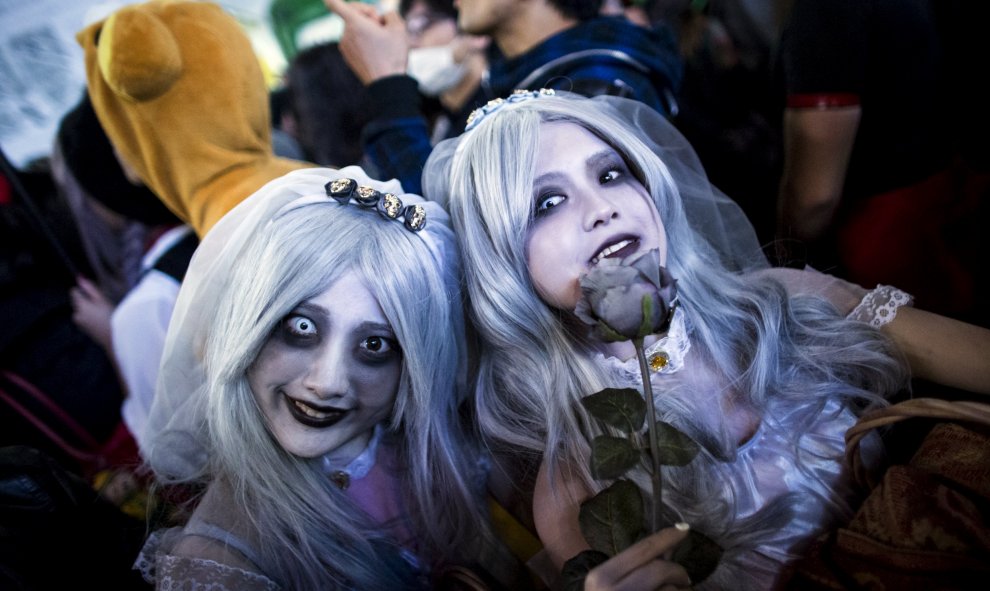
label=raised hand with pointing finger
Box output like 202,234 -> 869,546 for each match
323,0 -> 409,85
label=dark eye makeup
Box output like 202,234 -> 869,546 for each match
535,192 -> 566,214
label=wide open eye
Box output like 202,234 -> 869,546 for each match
535,193 -> 566,214
599,169 -> 621,184
357,335 -> 401,365
364,336 -> 383,352
285,315 -> 318,337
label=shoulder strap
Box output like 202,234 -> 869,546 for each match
151,231 -> 199,282
183,520 -> 266,571
516,49 -> 679,116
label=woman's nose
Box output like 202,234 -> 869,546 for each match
582,190 -> 618,230
301,343 -> 349,399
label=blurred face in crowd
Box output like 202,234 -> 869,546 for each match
454,0 -> 518,37
405,0 -> 458,48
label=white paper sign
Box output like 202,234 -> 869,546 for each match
0,0 -> 279,169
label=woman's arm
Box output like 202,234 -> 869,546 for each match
753,267 -> 990,395
534,458 -> 594,570
881,305 -> 990,395
777,106 -> 861,243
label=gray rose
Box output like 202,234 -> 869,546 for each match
575,249 -> 678,342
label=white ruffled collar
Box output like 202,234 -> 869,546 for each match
593,307 -> 692,379
321,423 -> 383,488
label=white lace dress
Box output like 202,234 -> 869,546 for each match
591,287 -> 909,589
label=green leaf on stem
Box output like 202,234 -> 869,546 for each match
578,479 -> 644,556
580,388 -> 646,433
671,528 -> 723,584
590,436 -> 641,480
647,421 -> 700,466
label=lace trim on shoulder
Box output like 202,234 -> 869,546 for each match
154,554 -> 279,591
135,528 -> 279,590
134,529 -> 165,583
846,285 -> 913,328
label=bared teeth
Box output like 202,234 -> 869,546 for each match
591,239 -> 633,265
293,399 -> 336,419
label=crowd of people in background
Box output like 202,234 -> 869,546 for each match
2,1 -> 988,589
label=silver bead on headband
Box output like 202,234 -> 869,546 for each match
464,88 -> 556,131
325,177 -> 427,232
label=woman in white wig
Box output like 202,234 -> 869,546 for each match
424,90 -> 990,589
136,167 -> 503,589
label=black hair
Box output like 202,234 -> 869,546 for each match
56,92 -> 179,226
283,43 -> 373,167
399,0 -> 457,19
549,0 -> 604,21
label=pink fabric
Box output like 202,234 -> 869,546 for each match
344,443 -> 415,550
0,174 -> 11,205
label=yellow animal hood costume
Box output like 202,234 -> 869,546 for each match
77,0 -> 310,237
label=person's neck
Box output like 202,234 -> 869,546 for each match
493,4 -> 578,59
440,53 -> 485,112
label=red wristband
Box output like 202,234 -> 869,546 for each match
786,93 -> 861,109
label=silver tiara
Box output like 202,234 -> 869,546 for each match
324,178 -> 426,232
464,88 -> 556,131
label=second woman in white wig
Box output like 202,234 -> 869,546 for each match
425,91 -> 990,589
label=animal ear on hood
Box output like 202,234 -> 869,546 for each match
80,5 -> 183,102
76,0 -> 312,237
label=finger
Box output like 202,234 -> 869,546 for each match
660,523 -> 689,562
78,278 -> 112,306
380,9 -> 406,30
76,276 -> 102,298
71,287 -> 98,307
322,0 -> 352,18
464,35 -> 490,51
593,525 -> 691,582
613,559 -> 691,591
351,3 -> 383,19
325,0 -> 379,23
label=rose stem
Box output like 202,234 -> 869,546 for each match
634,337 -> 663,534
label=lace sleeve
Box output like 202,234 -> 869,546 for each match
153,555 -> 279,591
847,285 -> 914,328
135,528 -> 279,591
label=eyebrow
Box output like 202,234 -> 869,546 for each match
533,148 -> 620,187
354,321 -> 395,337
587,148 -> 621,171
291,303 -> 394,336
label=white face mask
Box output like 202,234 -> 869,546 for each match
407,45 -> 468,97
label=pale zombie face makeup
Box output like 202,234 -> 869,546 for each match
248,271 -> 401,463
525,122 -> 667,311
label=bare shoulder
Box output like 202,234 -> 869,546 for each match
746,266 -> 866,314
